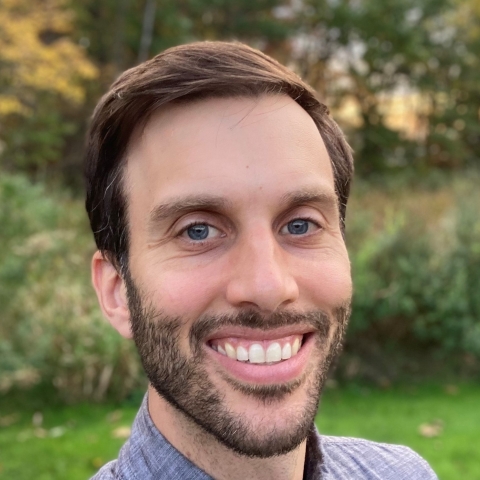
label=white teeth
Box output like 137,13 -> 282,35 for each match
249,344 -> 266,363
266,342 -> 282,362
225,343 -> 236,359
292,338 -> 300,356
281,343 -> 292,360
237,346 -> 249,361
214,337 -> 302,363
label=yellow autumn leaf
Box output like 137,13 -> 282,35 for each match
0,0 -> 98,117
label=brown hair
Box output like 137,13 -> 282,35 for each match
85,41 -> 354,271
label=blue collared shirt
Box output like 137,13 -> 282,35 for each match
91,395 -> 438,479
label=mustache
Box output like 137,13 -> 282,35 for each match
189,305 -> 350,353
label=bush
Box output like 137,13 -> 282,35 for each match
0,173 -> 143,402
343,174 -> 480,382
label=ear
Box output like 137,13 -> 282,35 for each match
91,250 -> 133,339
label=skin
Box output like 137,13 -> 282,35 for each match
92,95 -> 352,480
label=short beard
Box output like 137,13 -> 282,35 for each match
125,272 -> 350,458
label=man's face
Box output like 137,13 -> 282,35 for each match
123,95 -> 352,457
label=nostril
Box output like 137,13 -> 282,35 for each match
224,240 -> 299,312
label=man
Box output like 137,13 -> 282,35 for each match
85,41 -> 437,479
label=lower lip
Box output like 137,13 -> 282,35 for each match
204,334 -> 315,385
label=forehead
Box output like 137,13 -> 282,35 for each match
124,95 -> 335,214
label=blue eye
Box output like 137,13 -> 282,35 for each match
187,224 -> 209,240
287,219 -> 310,235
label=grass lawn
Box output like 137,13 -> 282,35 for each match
0,383 -> 478,479
316,383 -> 480,479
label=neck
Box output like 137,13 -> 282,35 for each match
148,387 -> 307,480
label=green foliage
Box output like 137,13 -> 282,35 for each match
2,104 -> 76,172
344,174 -> 480,381
297,0 -> 480,173
1,0 -> 479,180
70,0 -> 294,74
0,173 -> 143,402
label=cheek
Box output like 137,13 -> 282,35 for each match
140,264 -> 223,318
297,258 -> 352,308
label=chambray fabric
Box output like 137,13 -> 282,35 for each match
90,395 -> 438,480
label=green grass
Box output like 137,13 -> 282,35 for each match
0,383 -> 478,479
316,383 -> 480,479
0,401 -> 137,480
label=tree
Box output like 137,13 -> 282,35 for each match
421,0 -> 480,169
292,0 -> 479,174
70,0 -> 294,75
0,0 -> 98,175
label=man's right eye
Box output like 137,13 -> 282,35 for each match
181,223 -> 224,242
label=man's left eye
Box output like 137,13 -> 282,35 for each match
281,219 -> 317,235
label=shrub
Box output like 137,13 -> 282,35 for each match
343,175 -> 480,382
0,173 -> 143,402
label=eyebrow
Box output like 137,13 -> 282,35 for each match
281,188 -> 339,212
147,187 -> 339,233
147,195 -> 231,231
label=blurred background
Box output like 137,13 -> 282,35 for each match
0,0 -> 479,478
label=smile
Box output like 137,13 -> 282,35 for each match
209,334 -> 303,364
204,328 -> 316,385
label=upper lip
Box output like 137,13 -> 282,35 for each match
205,325 -> 316,342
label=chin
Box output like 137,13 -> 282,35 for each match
209,389 -> 319,458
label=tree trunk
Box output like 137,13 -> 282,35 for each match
138,0 -> 157,64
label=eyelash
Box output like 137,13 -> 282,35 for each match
282,216 -> 323,235
177,216 -> 322,242
176,221 -> 223,244
293,216 -> 321,228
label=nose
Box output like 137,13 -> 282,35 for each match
225,229 -> 299,313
